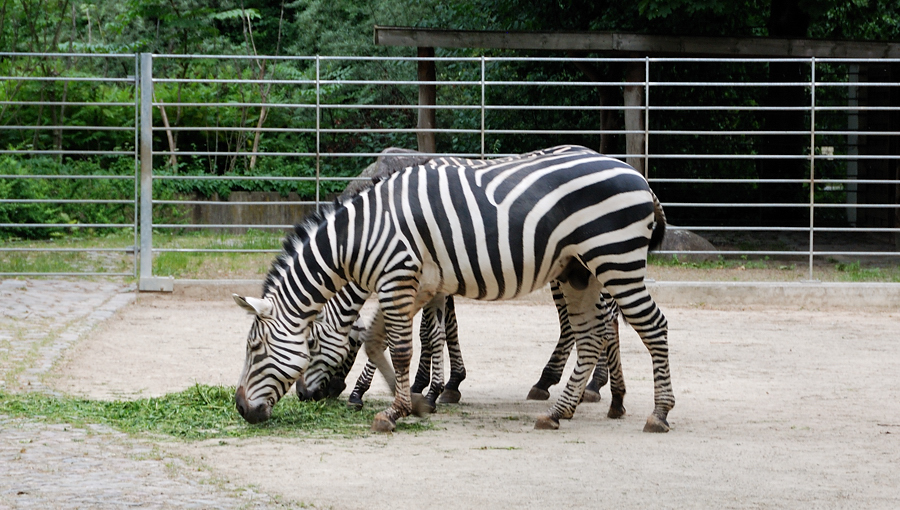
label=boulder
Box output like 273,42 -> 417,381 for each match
660,226 -> 718,263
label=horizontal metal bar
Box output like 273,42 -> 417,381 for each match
153,200 -> 316,206
153,126 -> 482,135
650,154 -> 812,160
648,105 -> 810,111
153,102 -> 482,110
0,223 -> 132,228
152,224 -> 294,229
0,272 -> 134,277
0,174 -> 133,180
0,150 -> 134,156
152,175 -> 369,182
154,78 -> 483,86
651,178 -> 900,185
813,227 -> 900,233
650,178 -> 808,184
0,247 -> 134,253
813,251 -> 900,257
0,76 -> 133,83
655,250 -> 810,256
663,202 -> 809,208
0,125 -> 135,131
153,54 -> 481,62
669,226 -> 811,232
0,101 -> 134,107
814,203 -> 899,209
0,199 -> 133,204
0,51 -> 135,58
154,248 -> 281,253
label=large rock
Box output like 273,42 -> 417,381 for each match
660,226 -> 717,263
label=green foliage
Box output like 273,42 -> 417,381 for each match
2,0 -> 900,240
0,384 -> 433,439
0,156 -> 135,240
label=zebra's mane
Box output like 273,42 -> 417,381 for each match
260,173 -> 388,299
262,200 -> 339,298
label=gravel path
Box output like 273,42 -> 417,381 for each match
0,279 -> 286,509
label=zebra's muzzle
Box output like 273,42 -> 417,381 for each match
234,386 -> 272,424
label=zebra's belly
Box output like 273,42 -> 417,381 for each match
419,254 -> 566,302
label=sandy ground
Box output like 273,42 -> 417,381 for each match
50,290 -> 900,510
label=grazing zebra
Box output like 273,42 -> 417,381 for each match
301,148 -> 618,413
233,145 -> 673,433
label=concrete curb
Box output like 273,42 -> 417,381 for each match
169,279 -> 900,310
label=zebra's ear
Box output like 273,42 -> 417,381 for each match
233,294 -> 274,318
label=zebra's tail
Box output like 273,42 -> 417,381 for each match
648,189 -> 667,252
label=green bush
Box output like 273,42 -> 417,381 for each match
0,156 -> 136,240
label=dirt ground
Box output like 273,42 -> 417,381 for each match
50,289 -> 900,510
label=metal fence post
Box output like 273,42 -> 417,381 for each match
139,52 -> 172,292
481,56 -> 486,158
808,57 -> 817,282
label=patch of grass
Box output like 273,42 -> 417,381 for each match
0,384 -> 432,440
0,232 -> 135,275
833,261 -> 900,282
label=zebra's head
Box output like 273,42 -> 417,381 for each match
232,293 -> 311,424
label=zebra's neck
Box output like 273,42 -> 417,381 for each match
263,207 -> 351,330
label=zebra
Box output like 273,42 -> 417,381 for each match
298,148 -> 617,412
232,145 -> 673,433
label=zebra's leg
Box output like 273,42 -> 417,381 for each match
582,294 -> 615,403
362,310 -> 395,392
604,322 -> 627,419
371,287 -> 420,433
348,360 -> 378,410
438,295 -> 466,404
527,281 -> 575,401
411,309 -> 434,395
604,278 -> 673,433
535,276 -> 606,430
348,309 -> 395,409
411,296 -> 447,416
326,323 -> 366,399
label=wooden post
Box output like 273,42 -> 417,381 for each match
417,47 -> 437,154
624,61 -> 645,176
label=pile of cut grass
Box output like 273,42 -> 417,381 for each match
0,384 -> 432,439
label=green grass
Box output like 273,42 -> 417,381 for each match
0,384 -> 432,440
0,231 -> 136,275
832,260 -> 900,282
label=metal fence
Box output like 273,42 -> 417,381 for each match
1,52 -> 898,288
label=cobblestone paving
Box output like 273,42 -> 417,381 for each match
0,280 -> 285,509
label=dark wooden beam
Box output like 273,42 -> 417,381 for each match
375,26 -> 900,59
416,47 -> 437,154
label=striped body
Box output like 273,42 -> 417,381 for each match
233,145 -> 673,432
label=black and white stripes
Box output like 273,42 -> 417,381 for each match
232,145 -> 673,432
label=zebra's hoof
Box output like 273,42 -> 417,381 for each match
534,414 -> 560,430
371,413 -> 395,433
347,394 -> 363,411
608,393 -> 626,419
411,393 -> 435,417
437,389 -> 461,404
526,387 -> 551,401
607,404 -> 626,419
581,389 -> 602,403
642,414 -> 670,433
